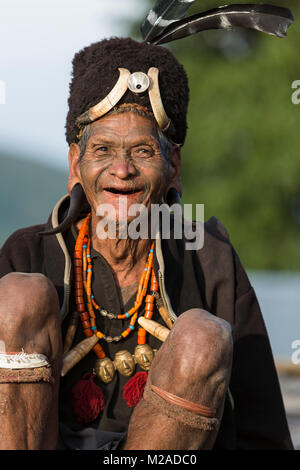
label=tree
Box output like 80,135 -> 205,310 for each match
133,0 -> 300,269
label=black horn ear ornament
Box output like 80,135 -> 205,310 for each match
165,188 -> 181,207
39,183 -> 89,236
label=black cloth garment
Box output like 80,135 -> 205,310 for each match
0,195 -> 293,449
56,423 -> 125,450
60,225 -> 164,433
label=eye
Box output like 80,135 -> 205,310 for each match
96,145 -> 108,152
132,146 -> 152,157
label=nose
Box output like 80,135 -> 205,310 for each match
142,354 -> 149,364
109,155 -> 137,180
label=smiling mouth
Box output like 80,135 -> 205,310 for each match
104,187 -> 144,196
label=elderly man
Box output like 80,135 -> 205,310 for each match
0,27 -> 294,450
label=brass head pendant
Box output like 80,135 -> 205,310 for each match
93,345 -> 157,383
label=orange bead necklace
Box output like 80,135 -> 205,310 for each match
73,213 -> 159,360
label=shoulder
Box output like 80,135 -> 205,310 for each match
1,194 -> 70,254
1,224 -> 46,251
191,215 -> 232,263
195,216 -> 252,300
203,216 -> 231,244
0,224 -> 46,275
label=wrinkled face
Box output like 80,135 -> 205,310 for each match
76,112 -> 172,222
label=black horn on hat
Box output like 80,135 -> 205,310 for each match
141,2 -> 293,45
54,0 -> 293,236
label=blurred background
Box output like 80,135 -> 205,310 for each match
0,0 -> 299,447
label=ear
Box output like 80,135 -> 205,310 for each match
164,145 -> 182,201
67,143 -> 82,195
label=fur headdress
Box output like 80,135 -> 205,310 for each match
65,3 -> 293,149
66,37 -> 189,146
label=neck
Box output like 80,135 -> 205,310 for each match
78,213 -> 153,290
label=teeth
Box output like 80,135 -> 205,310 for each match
106,188 -> 139,194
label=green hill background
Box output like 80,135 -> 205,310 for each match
131,0 -> 300,270
1,0 -> 300,271
0,153 -> 67,244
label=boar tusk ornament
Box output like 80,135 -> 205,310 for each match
137,317 -> 171,342
75,67 -> 175,139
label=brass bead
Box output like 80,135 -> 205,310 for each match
113,350 -> 135,377
94,357 -> 116,383
113,336 -> 122,342
104,335 -> 113,343
134,344 -> 155,371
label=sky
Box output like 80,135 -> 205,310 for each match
0,0 -> 148,170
